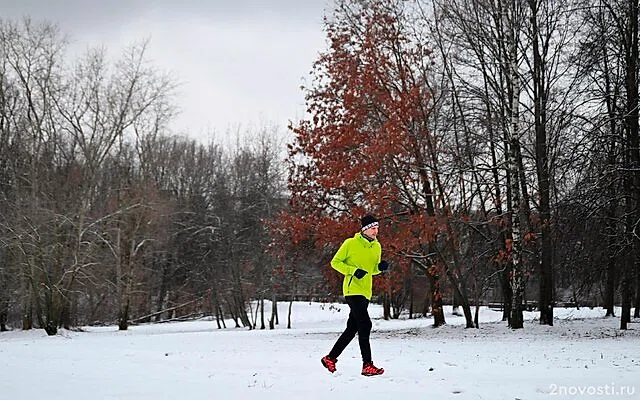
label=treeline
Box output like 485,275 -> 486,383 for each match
3,0 -> 640,335
280,0 -> 640,330
0,19 -> 289,334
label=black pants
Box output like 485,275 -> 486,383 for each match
328,295 -> 372,364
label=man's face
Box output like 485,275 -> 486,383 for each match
362,225 -> 379,240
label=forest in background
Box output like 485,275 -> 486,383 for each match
1,0 -> 639,335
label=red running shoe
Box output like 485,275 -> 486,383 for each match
361,361 -> 384,376
321,355 -> 337,373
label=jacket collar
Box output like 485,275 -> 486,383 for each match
355,232 -> 377,246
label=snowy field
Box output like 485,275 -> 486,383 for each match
1,303 -> 639,400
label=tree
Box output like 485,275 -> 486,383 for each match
426,0 -> 531,327
575,0 -> 640,328
0,18 -> 69,334
285,0 -> 456,326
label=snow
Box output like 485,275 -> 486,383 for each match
1,303 -> 638,400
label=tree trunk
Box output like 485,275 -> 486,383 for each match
490,122 -> 512,323
603,15 -> 621,318
0,304 -> 7,331
474,304 -> 480,329
118,270 -> 133,331
383,293 -> 391,320
621,0 -> 639,330
507,1 -> 524,328
452,300 -> 461,317
509,134 -> 525,330
212,289 -> 224,329
210,288 -> 222,329
227,297 -> 240,328
438,235 -> 474,327
604,253 -> 617,317
273,295 -> 279,325
428,265 -> 446,327
269,297 -> 277,330
31,277 -> 46,333
528,0 -> 554,326
500,266 -> 513,322
620,251 -> 632,329
440,255 -> 473,327
472,261 -> 480,328
235,294 -> 251,329
260,298 -> 265,330
22,273 -> 33,330
634,266 -> 640,318
409,282 -> 414,320
287,298 -> 293,329
155,258 -> 169,322
508,88 -> 524,328
118,299 -> 130,331
422,286 -> 431,318
218,304 -> 227,329
621,159 -> 634,331
0,250 -> 8,331
60,298 -> 72,330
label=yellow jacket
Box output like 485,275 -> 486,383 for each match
330,233 -> 382,300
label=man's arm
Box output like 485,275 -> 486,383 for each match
330,239 -> 357,276
372,245 -> 383,275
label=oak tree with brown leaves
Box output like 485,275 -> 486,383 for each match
280,0 -> 481,327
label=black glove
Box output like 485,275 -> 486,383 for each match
353,268 -> 368,279
378,260 -> 390,271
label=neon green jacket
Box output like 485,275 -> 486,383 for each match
330,232 -> 382,300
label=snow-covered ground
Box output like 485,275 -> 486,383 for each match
1,303 -> 638,400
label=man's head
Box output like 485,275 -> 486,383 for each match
360,214 -> 379,239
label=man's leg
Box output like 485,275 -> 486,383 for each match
327,299 -> 359,359
346,295 -> 372,363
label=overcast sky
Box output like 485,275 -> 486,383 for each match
2,0 -> 331,142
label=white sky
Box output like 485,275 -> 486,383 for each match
2,0 -> 331,142
2,302 -> 639,399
